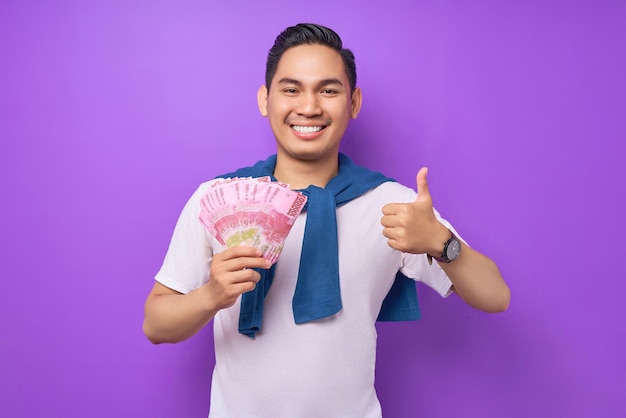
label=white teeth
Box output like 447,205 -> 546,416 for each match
292,125 -> 323,134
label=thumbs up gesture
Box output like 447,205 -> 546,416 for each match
381,167 -> 450,255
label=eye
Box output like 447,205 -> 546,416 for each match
321,88 -> 339,95
282,88 -> 298,95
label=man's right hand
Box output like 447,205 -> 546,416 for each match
143,245 -> 270,344
205,245 -> 271,311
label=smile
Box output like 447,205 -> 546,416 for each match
291,125 -> 325,134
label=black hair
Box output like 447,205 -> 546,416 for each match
265,23 -> 357,92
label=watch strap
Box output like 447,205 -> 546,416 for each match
427,230 -> 458,265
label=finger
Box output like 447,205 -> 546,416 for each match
415,167 -> 430,200
230,268 -> 263,284
382,203 -> 402,216
215,245 -> 263,261
380,215 -> 392,228
221,255 -> 271,273
385,238 -> 402,251
381,226 -> 399,240
220,280 -> 259,304
212,264 -> 263,285
380,214 -> 397,228
237,280 -> 259,295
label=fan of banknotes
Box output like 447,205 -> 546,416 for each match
198,176 -> 308,264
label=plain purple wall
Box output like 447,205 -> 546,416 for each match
1,1 -> 625,417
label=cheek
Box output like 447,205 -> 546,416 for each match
330,104 -> 352,122
267,102 -> 291,120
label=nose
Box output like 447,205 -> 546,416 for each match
296,92 -> 322,117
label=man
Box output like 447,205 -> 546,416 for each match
143,23 -> 510,417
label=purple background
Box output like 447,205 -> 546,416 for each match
1,1 -> 625,417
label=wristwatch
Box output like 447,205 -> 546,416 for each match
427,230 -> 461,265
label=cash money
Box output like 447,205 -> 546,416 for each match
199,177 -> 307,264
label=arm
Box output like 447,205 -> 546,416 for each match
428,225 -> 510,312
143,246 -> 271,344
381,168 -> 510,313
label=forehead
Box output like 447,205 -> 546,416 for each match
272,44 -> 348,85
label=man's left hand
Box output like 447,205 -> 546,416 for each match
381,167 -> 449,255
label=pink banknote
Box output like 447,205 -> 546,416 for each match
198,177 -> 307,264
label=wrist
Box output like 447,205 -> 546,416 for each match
428,223 -> 452,256
195,283 -> 221,315
427,226 -> 461,265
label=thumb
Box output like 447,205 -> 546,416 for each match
415,167 -> 430,201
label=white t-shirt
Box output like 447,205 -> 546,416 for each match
156,180 -> 456,418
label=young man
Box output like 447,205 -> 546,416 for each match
143,23 -> 510,417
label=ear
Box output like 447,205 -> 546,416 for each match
350,87 -> 362,119
257,85 -> 268,117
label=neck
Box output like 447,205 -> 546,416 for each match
274,153 -> 339,190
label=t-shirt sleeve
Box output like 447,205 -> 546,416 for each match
396,188 -> 467,298
154,182 -> 219,294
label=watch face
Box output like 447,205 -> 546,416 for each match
446,238 -> 461,260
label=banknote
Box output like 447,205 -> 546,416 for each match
199,177 -> 307,264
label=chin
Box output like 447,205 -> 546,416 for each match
284,147 -> 337,162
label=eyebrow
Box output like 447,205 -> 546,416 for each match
276,78 -> 345,88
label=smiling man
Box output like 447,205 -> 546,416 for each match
258,41 -> 361,190
143,23 -> 510,417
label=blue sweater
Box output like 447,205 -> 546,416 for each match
219,153 -> 421,337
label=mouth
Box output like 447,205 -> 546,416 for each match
290,125 -> 327,134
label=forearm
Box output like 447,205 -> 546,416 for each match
439,242 -> 510,313
143,285 -> 218,344
380,173 -> 510,312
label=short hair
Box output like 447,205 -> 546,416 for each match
265,23 -> 357,92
